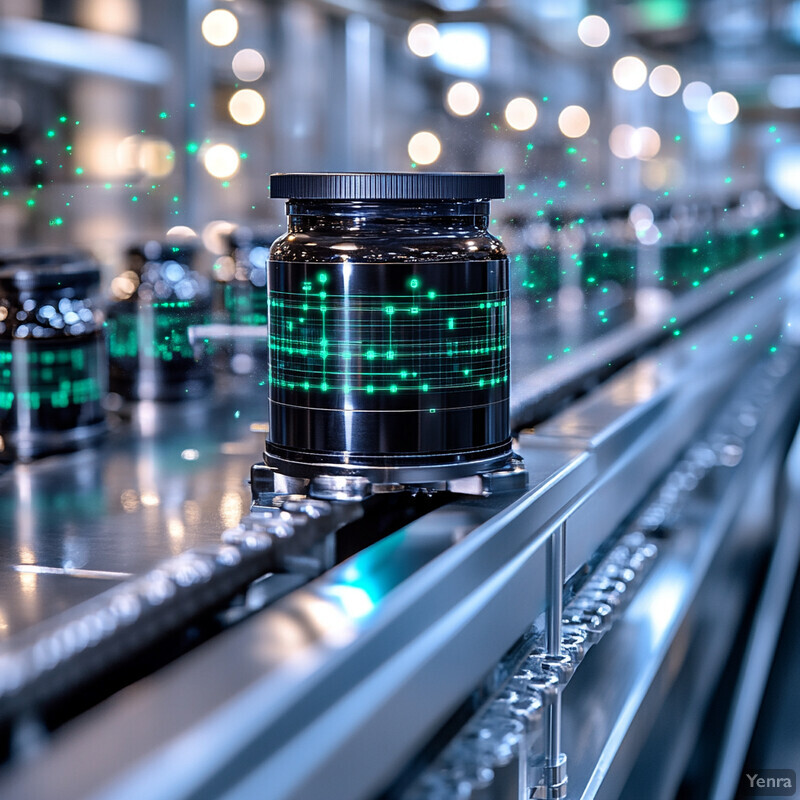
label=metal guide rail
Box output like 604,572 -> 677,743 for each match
0,249 -> 797,799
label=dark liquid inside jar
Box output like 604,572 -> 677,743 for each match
107,242 -> 213,402
265,172 -> 512,483
0,253 -> 107,461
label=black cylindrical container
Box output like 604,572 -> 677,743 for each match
266,172 -> 512,483
0,251 -> 107,461
106,241 -> 212,401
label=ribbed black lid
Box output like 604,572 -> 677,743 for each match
0,250 -> 99,293
270,172 -> 505,201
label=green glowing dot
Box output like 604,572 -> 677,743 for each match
526,143 -> 533,151
744,334 -> 753,341
1,190 -> 7,197
566,147 -> 576,155
427,290 -> 436,299
159,111 -> 169,119
26,199 -> 35,207
542,96 -> 548,102
221,181 -> 230,188
186,142 -> 199,154
732,336 -> 739,342
59,115 -> 67,123
75,120 -> 80,125
320,382 -> 328,392
34,158 -> 43,165
131,195 -> 138,202
385,305 -> 394,315
517,184 -> 526,191
673,329 -> 681,336
46,130 -> 55,138
240,152 -> 248,159
409,278 -> 419,289
770,346 -> 778,352
674,135 -> 681,141
317,272 -> 327,284
0,164 -> 11,174
563,347 -> 571,353
725,177 -> 732,184
65,145 -> 72,152
49,217 -> 63,226
173,195 -> 179,202
189,102 -> 196,108
769,125 -> 777,133
750,228 -> 759,236
75,167 -> 83,175
366,384 -> 374,393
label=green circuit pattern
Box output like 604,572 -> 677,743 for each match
0,339 -> 104,416
269,274 -> 508,394
106,301 -> 210,362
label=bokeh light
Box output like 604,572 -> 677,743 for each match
201,9 -> 238,47
632,126 -> 661,159
577,15 -> 610,47
682,81 -> 712,112
229,89 -> 266,125
707,91 -> 739,124
504,97 -> 538,131
609,124 -> 638,159
613,56 -> 647,91
446,81 -> 481,116
407,22 -> 439,58
232,49 -> 266,82
649,65 -> 681,97
557,105 -> 591,138
407,131 -> 441,165
202,220 -> 237,254
203,143 -> 240,179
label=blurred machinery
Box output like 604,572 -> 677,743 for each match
2,2 -> 800,800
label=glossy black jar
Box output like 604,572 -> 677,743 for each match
106,241 -> 212,401
0,250 -> 107,461
266,172 -> 512,484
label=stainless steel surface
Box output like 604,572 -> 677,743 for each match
707,426 -> 800,800
0,396 -> 262,640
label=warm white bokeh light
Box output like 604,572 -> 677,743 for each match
707,91 -> 739,124
632,126 -> 661,159
231,49 -> 266,82
203,143 -> 240,179
649,65 -> 681,97
504,97 -> 538,131
609,124 -> 638,159
609,125 -> 660,159
407,22 -> 439,57
407,131 -> 441,164
201,9 -> 238,47
202,220 -> 237,254
446,81 -> 481,116
138,138 -> 174,177
613,56 -> 647,91
577,15 -> 610,47
682,81 -> 712,112
229,89 -> 266,125
558,105 -> 591,138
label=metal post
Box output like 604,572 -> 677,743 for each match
535,522 -> 568,799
